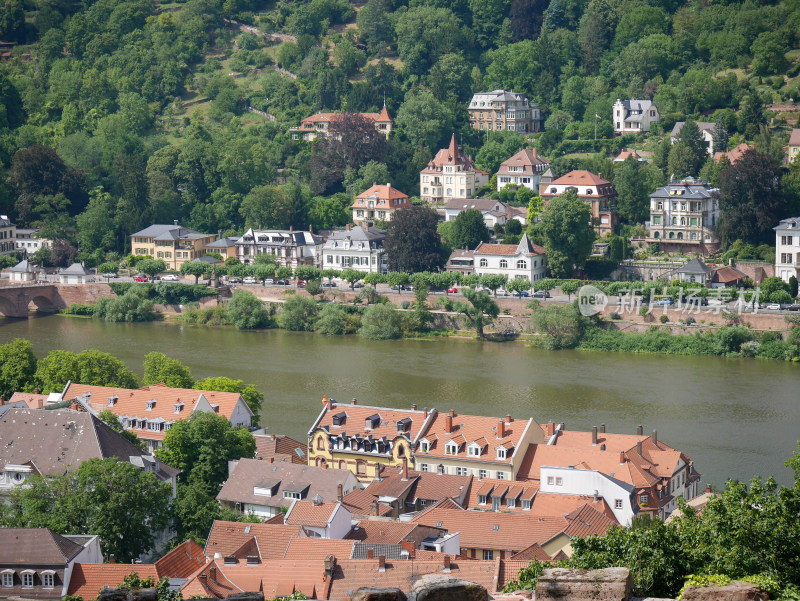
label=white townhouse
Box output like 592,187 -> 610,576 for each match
612,99 -> 660,135
775,217 -> 800,283
322,225 -> 388,274
236,228 -> 324,269
496,147 -> 551,192
15,227 -> 51,256
473,234 -> 547,283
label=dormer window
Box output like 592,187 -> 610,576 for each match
108,396 -> 118,407
496,447 -> 510,460
365,414 -> 380,429
478,494 -> 488,505
396,418 -> 411,433
586,189 -> 593,195
445,442 -> 458,455
146,400 -> 156,411
332,412 -> 346,426
174,403 -> 184,414
419,440 -> 430,452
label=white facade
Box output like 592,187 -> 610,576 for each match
15,228 -> 51,255
612,99 -> 660,135
539,466 -> 635,526
61,536 -> 103,597
236,229 -> 323,269
474,235 -> 547,283
442,199 -> 526,230
670,122 -> 715,156
285,501 -> 352,539
322,226 -> 387,274
775,217 -> 800,283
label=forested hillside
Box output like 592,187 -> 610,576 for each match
1,0 -> 800,265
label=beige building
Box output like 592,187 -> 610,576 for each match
0,215 -> 16,255
130,221 -> 217,271
413,409 -> 544,481
646,179 -> 720,256
468,90 -> 541,133
540,170 -> 619,237
290,106 -> 392,141
788,129 -> 800,164
351,184 -> 409,226
420,135 -> 489,203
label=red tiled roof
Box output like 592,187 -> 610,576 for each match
285,501 -> 342,528
297,109 -> 392,130
344,520 -> 420,544
562,503 -> 617,538
341,487 -> 393,516
422,134 -> 476,172
530,492 -> 617,523
282,537 -> 356,561
508,543 -> 557,563
65,382 -> 250,441
156,539 -> 206,579
353,185 -> 409,207
714,143 -> 752,165
497,148 -> 550,176
8,392 -> 48,409
712,265 -> 747,284
254,434 -> 307,465
416,412 -> 532,465
465,477 -> 539,512
312,399 -> 430,442
67,564 -> 160,597
204,521 -> 301,560
789,129 -> 800,146
550,170 -> 611,187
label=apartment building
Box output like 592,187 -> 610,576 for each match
775,216 -> 800,282
645,179 -> 720,256
130,221 -> 217,271
420,135 -> 489,203
468,90 -> 542,133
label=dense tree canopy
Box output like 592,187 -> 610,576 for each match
536,191 -> 594,278
385,206 -> 446,273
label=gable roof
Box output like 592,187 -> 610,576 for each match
497,148 -> 550,176
712,265 -> 747,284
677,257 -> 711,275
0,528 -> 84,564
549,170 -> 612,188
204,521 -> 302,560
0,408 -> 175,479
341,488 -> 393,517
344,520 -> 425,545
443,197 -> 505,212
790,129 -> 800,146
64,382 -> 251,441
355,185 -> 408,202
254,434 -> 307,465
67,563 -> 161,597
60,263 -> 92,275
10,259 -> 35,273
714,143 -> 752,164
423,134 -> 476,172
284,500 -> 343,528
327,226 -> 387,243
310,399 -> 432,443
8,392 -> 49,409
155,539 -> 206,578
217,458 -> 354,509
671,121 -> 715,137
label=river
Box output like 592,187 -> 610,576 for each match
2,315 -> 798,486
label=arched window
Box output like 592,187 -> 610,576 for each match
356,460 -> 367,476
680,217 -> 686,225
500,259 -> 508,269
479,258 -> 488,267
397,444 -> 405,457
669,232 -> 675,239
657,202 -> 663,210
654,232 -> 660,239
677,232 -> 683,240
339,460 -> 346,470
672,217 -> 677,225
517,260 -> 527,269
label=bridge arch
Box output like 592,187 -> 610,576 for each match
28,295 -> 56,313
0,295 -> 18,318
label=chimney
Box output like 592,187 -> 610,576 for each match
337,483 -> 343,503
346,224 -> 351,231
34,388 -> 39,395
199,574 -> 208,583
600,424 -> 606,433
0,396 -> 5,406
545,422 -> 554,437
289,225 -> 293,231
108,555 -> 116,564
324,555 -> 336,578
378,556 -> 386,572
365,223 -> 369,231
637,425 -> 643,436
443,555 -> 451,572
173,219 -> 179,226
497,419 -> 505,439
268,457 -> 274,464
424,407 -> 428,418
445,414 -> 453,434
411,404 -> 417,411
209,566 -> 217,581
449,409 -> 455,418
705,484 -> 712,494
600,444 -> 606,451
592,426 -> 598,446
637,441 -> 643,456
401,540 -> 416,558
39,398 -> 44,409
367,549 -> 374,559
402,459 -> 409,481
652,430 -> 658,446
619,452 -> 625,465
505,414 -> 512,423
559,423 -> 565,431
371,500 -> 380,516
352,398 -> 358,405
309,224 -> 313,234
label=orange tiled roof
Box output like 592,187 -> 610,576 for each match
497,148 -> 550,176
416,412 -> 532,465
714,143 -> 752,164
562,503 -> 617,538
8,392 -> 48,409
344,520 -> 421,545
421,134 -> 475,173
549,170 -> 611,187
341,488 -> 393,516
204,520 -> 302,560
464,477 -> 539,512
298,109 -> 392,130
285,500 -> 342,528
67,564 -> 160,598
508,543 -> 557,563
530,492 -> 617,523
155,539 -> 206,579
254,434 -> 307,465
312,399 -> 431,442
282,537 -> 356,561
354,184 -> 409,204
65,382 -> 250,441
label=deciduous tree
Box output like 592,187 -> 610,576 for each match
385,206 -> 446,273
142,352 -> 194,388
537,190 -> 593,278
452,288 -> 499,338
194,376 -> 263,425
0,339 -> 38,398
34,349 -> 139,393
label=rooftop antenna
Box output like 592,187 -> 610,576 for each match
383,90 -> 386,107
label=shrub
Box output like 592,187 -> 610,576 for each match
61,303 -> 95,316
278,296 -> 317,331
359,304 -> 401,340
659,315 -> 669,324
315,303 -> 348,335
685,316 -> 696,325
227,290 -> 271,329
401,300 -> 411,309
93,286 -> 155,322
182,305 -> 230,326
530,304 -> 589,350
609,312 -> 622,320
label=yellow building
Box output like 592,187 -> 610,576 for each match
130,221 -> 216,271
307,397 -> 436,482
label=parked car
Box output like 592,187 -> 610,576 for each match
352,282 -> 364,288
653,299 -> 674,306
243,276 -> 257,284
447,287 -> 458,293
765,303 -> 782,310
161,274 -> 179,282
496,289 -> 509,296
264,278 -> 274,285
787,304 -> 800,312
532,290 -> 550,299
275,279 -> 288,285
683,296 -> 708,306
133,275 -> 148,282
102,272 -> 119,279
514,290 -> 530,297
227,277 -> 242,284
323,281 -> 337,287
296,280 -> 306,288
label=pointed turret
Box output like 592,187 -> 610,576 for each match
378,104 -> 392,122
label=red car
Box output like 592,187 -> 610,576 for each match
133,275 -> 148,282
447,287 -> 458,293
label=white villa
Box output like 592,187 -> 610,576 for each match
775,216 -> 800,283
612,99 -> 660,135
322,225 -> 388,273
235,228 -> 323,269
473,234 -> 547,283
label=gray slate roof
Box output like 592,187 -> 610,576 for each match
205,236 -> 239,248
774,216 -> 800,230
329,226 -> 386,242
649,180 -> 717,200
10,259 -> 35,273
670,122 -> 716,137
60,263 -> 92,275
677,258 -> 711,275
0,408 -> 178,480
0,215 -> 14,227
130,224 -> 210,241
0,528 -> 84,565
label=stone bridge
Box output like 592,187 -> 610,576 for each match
0,283 -> 115,318
0,284 -> 64,317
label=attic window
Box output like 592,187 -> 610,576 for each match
419,440 -> 430,453
174,403 -> 184,414
496,447 -> 507,460
246,556 -> 259,566
146,400 -> 156,411
108,396 -> 118,407
445,442 -> 458,456
223,556 -> 236,565
493,524 -> 499,531
468,445 -> 481,457
332,412 -> 346,426
365,414 -> 380,429
396,418 -> 411,433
